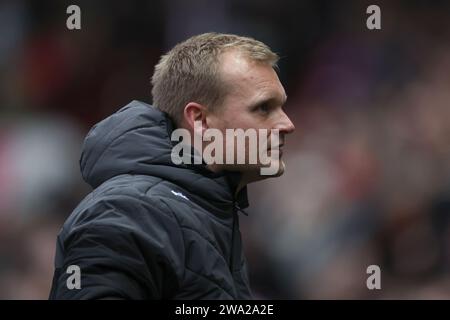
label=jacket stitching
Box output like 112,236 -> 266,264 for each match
184,267 -> 235,299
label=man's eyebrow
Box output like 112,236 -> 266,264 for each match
251,94 -> 287,109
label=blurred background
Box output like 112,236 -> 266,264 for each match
0,0 -> 449,299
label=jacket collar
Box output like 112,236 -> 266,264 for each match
80,100 -> 249,217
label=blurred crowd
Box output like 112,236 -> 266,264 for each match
0,0 -> 449,299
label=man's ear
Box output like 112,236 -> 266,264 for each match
183,102 -> 208,136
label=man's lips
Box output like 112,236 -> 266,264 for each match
273,144 -> 284,150
268,144 -> 284,157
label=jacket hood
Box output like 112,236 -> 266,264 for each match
80,100 -> 248,211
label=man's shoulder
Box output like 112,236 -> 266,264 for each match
63,174 -> 188,234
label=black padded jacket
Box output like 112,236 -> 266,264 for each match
49,100 -> 252,300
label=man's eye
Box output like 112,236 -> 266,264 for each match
256,103 -> 270,113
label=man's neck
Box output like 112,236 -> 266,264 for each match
235,170 -> 264,196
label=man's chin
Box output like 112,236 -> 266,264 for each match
267,159 -> 285,177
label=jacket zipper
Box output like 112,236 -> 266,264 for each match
229,201 -> 248,273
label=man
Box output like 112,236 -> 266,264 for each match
49,33 -> 294,299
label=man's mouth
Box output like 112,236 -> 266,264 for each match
268,144 -> 284,157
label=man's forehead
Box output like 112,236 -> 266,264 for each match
220,50 -> 285,101
220,49 -> 254,77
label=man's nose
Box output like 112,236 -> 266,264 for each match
275,110 -> 295,134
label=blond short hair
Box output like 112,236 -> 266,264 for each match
151,32 -> 279,126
